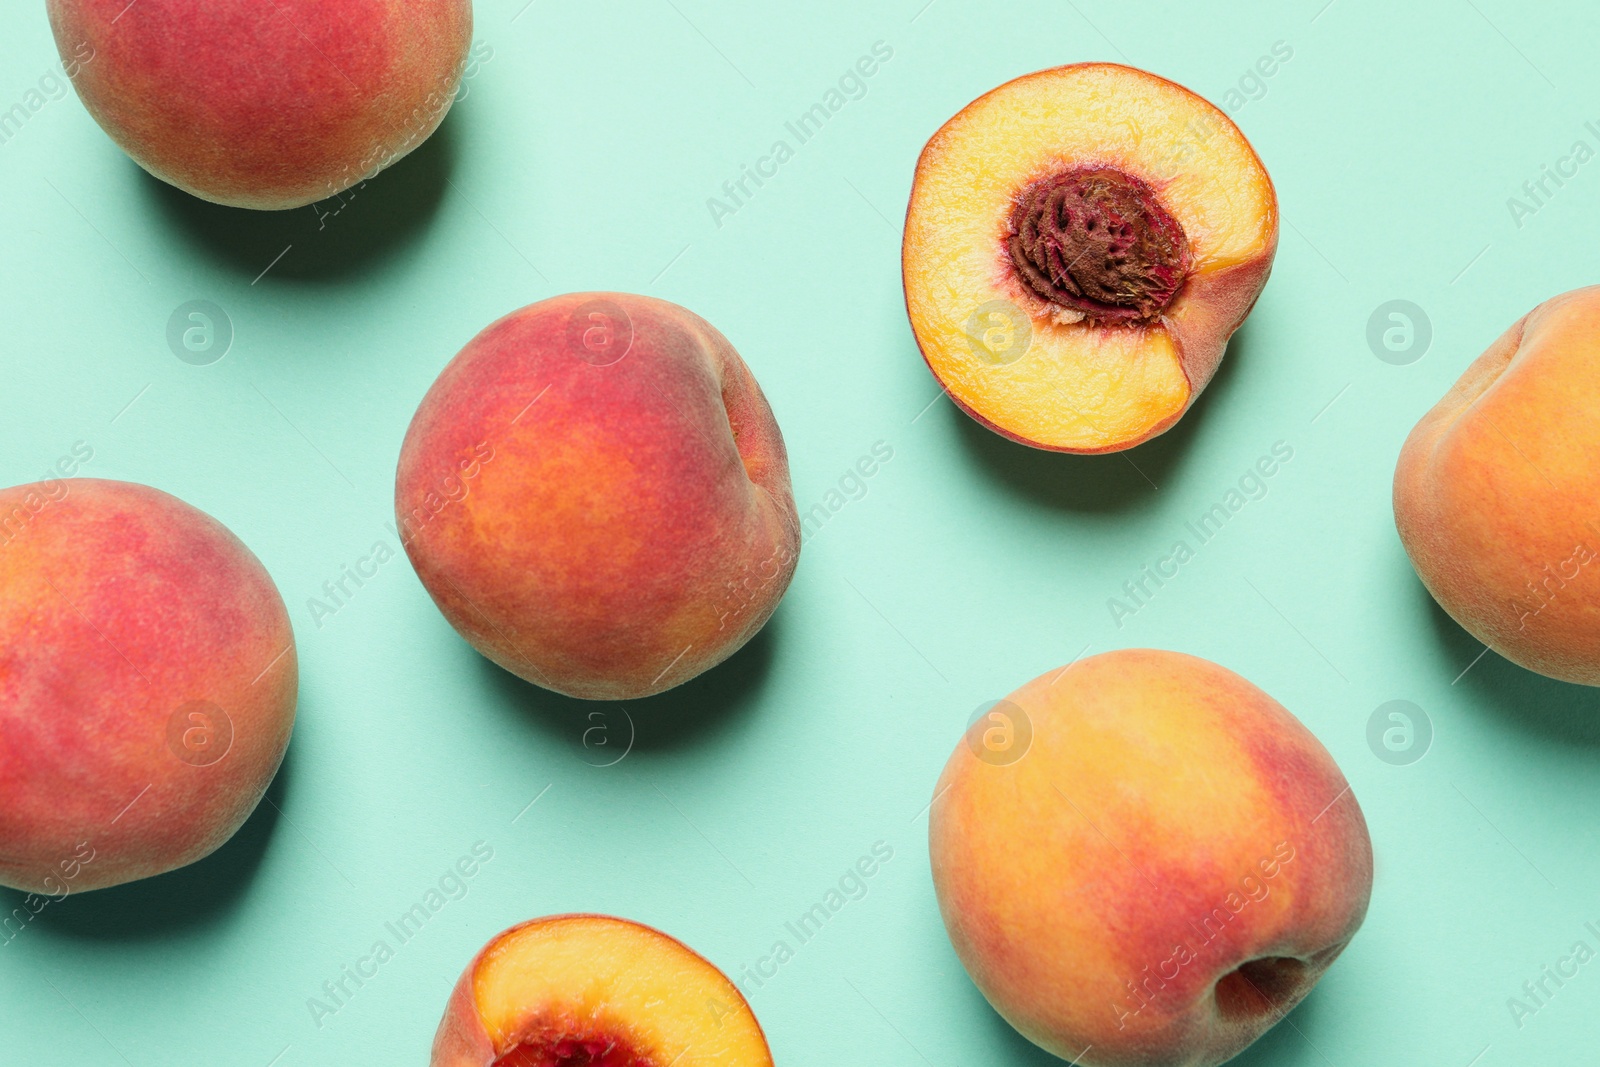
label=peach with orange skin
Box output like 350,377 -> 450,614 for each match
1396,286 -> 1600,685
432,914 -> 773,1067
0,479 -> 296,894
930,650 -> 1371,1067
396,293 -> 799,701
903,63 -> 1278,454
46,0 -> 472,210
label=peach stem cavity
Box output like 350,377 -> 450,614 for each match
1007,167 -> 1191,324
1213,956 -> 1308,1019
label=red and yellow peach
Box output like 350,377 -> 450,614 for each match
930,649 -> 1371,1066
1395,286 -> 1600,685
396,292 -> 799,701
46,0 -> 473,209
0,479 -> 296,893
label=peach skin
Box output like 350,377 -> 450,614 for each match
431,914 -> 774,1067
903,63 -> 1278,453
395,293 -> 799,701
929,650 -> 1372,1067
1395,285 -> 1600,685
0,479 -> 296,893
46,0 -> 473,209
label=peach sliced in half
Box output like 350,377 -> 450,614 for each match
432,914 -> 773,1067
903,63 -> 1279,453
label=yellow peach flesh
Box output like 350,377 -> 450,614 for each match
435,915 -> 772,1067
904,63 -> 1277,452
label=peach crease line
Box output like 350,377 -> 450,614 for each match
510,383 -> 553,425
911,782 -> 953,823
250,645 -> 294,687
108,784 -> 151,826
651,645 -> 694,687
1309,784 -> 1351,825
512,783 -> 552,824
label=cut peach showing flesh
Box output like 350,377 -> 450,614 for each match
903,63 -> 1279,453
431,915 -> 774,1067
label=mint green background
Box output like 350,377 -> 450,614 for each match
3,0 -> 1599,1063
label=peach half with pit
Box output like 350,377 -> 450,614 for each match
930,649 -> 1372,1066
431,914 -> 774,1067
903,63 -> 1279,453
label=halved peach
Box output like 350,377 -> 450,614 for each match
431,914 -> 773,1067
903,63 -> 1278,453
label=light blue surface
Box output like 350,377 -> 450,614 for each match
2,0 -> 1599,1063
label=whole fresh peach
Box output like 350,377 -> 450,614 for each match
0,479 -> 296,894
930,650 -> 1372,1066
396,293 -> 799,701
45,0 -> 473,209
1395,286 -> 1600,685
